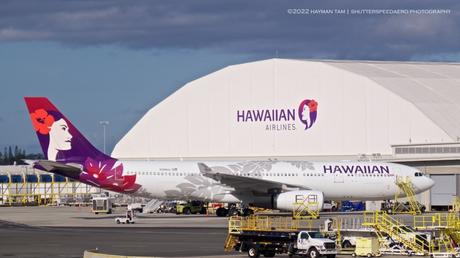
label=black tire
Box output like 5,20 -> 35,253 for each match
352,253 -> 356,257
116,220 -> 120,224
327,255 -> 336,258
367,253 -> 372,257
342,240 -> 352,248
183,208 -> 191,215
308,247 -> 319,258
248,247 -> 260,258
263,250 -> 275,257
216,207 -> 228,217
229,208 -> 240,216
200,207 -> 207,214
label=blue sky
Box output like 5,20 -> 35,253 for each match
0,0 -> 459,155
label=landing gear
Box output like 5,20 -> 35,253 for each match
216,207 -> 228,217
215,203 -> 254,217
228,206 -> 240,216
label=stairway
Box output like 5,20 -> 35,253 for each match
224,234 -> 238,252
142,199 -> 164,213
394,176 -> 421,215
364,212 -> 429,255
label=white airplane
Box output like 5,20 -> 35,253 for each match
25,97 -> 434,216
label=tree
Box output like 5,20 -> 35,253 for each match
8,146 -> 12,164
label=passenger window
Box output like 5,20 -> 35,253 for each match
300,232 -> 308,239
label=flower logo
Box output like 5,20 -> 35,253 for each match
80,157 -> 141,193
298,99 -> 318,130
30,109 -> 55,135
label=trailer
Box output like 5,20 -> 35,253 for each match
226,227 -> 337,257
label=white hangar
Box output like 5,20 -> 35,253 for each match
113,58 -> 460,210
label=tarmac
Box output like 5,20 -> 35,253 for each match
0,206 -> 429,258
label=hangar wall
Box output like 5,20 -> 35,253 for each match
113,59 -> 455,159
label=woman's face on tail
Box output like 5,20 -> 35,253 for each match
301,104 -> 310,123
49,118 -> 72,150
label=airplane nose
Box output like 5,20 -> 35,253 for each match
426,177 -> 435,189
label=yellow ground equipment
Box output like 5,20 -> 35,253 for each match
225,215 -> 337,258
413,212 -> 459,255
0,170 -> 97,206
363,211 -> 430,255
292,197 -> 320,219
391,176 -> 424,215
228,215 -> 314,234
352,237 -> 380,257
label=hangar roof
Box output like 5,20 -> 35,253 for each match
324,60 -> 460,141
113,59 -> 460,159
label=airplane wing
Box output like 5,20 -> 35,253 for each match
198,163 -> 310,194
31,160 -> 82,179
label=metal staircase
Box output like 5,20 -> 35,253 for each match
413,212 -> 458,255
142,199 -> 164,213
224,234 -> 238,252
363,211 -> 429,255
394,176 -> 421,215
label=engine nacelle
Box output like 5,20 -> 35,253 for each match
275,190 -> 324,212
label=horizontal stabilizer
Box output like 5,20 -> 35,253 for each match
35,160 -> 82,179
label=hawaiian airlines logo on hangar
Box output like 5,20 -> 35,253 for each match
236,99 -> 318,131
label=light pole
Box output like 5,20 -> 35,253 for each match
99,121 -> 109,154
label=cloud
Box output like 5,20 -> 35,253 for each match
0,0 -> 459,60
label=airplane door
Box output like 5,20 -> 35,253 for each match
334,173 -> 344,183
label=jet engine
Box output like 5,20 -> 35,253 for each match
274,190 -> 324,212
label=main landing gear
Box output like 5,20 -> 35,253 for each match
216,204 -> 254,217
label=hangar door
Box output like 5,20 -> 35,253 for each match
430,175 -> 456,206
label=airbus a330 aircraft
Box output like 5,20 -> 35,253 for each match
25,97 -> 435,216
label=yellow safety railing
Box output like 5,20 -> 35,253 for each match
228,216 -> 242,233
228,215 -> 314,233
292,200 -> 320,219
394,176 -> 421,215
363,211 -> 430,255
413,213 -> 454,229
0,172 -> 98,206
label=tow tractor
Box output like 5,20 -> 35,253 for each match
115,209 -> 135,224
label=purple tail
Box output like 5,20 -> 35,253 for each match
24,97 -> 110,163
25,97 -> 141,194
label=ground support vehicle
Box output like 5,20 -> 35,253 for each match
225,216 -> 337,257
176,200 -> 207,215
339,201 -> 365,212
91,193 -> 113,214
352,237 -> 380,257
115,209 -> 135,224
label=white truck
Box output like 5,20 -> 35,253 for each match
91,193 -> 113,214
228,230 -> 337,258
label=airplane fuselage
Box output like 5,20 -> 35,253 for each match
121,160 -> 433,203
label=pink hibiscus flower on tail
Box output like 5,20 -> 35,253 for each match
80,157 -> 141,193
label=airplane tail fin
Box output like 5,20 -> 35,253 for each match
24,97 -> 141,194
24,97 -> 110,163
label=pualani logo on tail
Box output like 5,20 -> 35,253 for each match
236,99 -> 318,131
26,99 -> 141,194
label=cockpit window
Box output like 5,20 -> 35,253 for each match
414,172 -> 423,177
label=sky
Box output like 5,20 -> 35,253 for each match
1,0 -> 459,155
